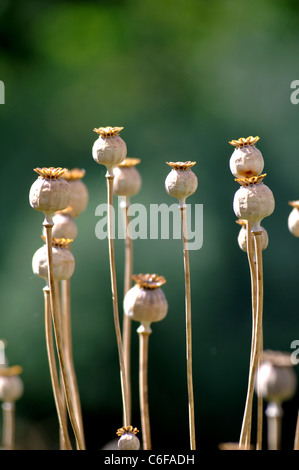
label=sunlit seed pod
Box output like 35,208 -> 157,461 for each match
288,201 -> 299,237
50,213 -> 78,240
92,127 -> 127,177
32,238 -> 75,281
237,220 -> 268,253
113,158 -> 142,198
62,169 -> 89,218
118,432 -> 140,450
29,168 -> 71,218
233,175 -> 275,233
0,375 -> 23,403
165,161 -> 198,207
124,274 -> 168,326
229,136 -> 264,179
256,350 -> 297,404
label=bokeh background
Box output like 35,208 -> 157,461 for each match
1,0 -> 299,450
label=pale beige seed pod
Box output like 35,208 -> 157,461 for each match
236,219 -> 269,253
0,366 -> 23,403
288,201 -> 299,237
61,168 -> 89,218
32,237 -> 75,281
117,426 -> 140,451
29,168 -> 71,224
124,274 -> 168,332
233,175 -> 275,233
113,158 -> 142,198
256,350 -> 297,404
229,136 -> 264,178
50,212 -> 78,240
92,126 -> 127,177
165,161 -> 198,207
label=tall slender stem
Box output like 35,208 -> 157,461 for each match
180,205 -> 196,450
106,175 -> 130,428
294,410 -> 299,449
122,198 -> 133,425
44,222 -> 85,450
2,402 -> 15,450
44,286 -> 72,450
265,402 -> 282,450
61,278 -> 85,449
239,232 -> 263,449
137,324 -> 152,450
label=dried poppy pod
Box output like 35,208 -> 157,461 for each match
92,126 -> 127,177
165,161 -> 198,207
233,174 -> 275,233
32,237 -> 75,282
0,366 -> 23,403
61,168 -> 89,218
288,201 -> 299,237
50,211 -> 78,240
117,426 -> 140,451
229,136 -> 264,178
236,219 -> 269,253
124,274 -> 168,331
29,167 -> 71,225
113,158 -> 142,199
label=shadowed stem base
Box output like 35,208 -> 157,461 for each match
138,324 -> 152,450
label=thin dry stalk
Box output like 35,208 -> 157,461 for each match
44,286 -> 72,450
44,223 -> 85,450
2,402 -> 15,450
239,232 -> 263,449
61,278 -> 86,449
138,328 -> 151,450
294,410 -> 299,449
106,175 -> 130,428
180,205 -> 196,450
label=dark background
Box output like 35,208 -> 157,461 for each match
0,0 -> 299,450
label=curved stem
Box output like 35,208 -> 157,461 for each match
44,223 -> 85,450
106,175 -> 130,428
44,286 -> 72,450
239,232 -> 263,449
180,205 -> 196,450
2,402 -> 15,450
122,198 -> 133,425
137,324 -> 152,450
61,278 -> 86,449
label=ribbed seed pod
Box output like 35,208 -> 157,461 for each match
229,136 -> 264,179
165,161 -> 198,207
236,219 -> 269,253
233,175 -> 275,233
124,274 -> 168,329
29,168 -> 70,223
32,237 -> 75,282
288,201 -> 299,237
113,158 -> 142,198
62,168 -> 89,218
117,426 -> 140,450
50,212 -> 78,240
92,126 -> 127,176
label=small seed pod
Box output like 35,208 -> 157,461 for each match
124,274 -> 168,330
113,158 -> 142,198
32,237 -> 75,282
50,212 -> 78,240
288,201 -> 299,237
229,136 -> 264,179
233,175 -> 275,233
165,161 -> 198,207
256,350 -> 297,404
236,219 -> 269,253
61,168 -> 89,218
29,168 -> 71,224
117,426 -> 140,451
92,126 -> 127,177
0,366 -> 23,403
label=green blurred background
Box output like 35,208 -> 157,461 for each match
1,0 -> 299,450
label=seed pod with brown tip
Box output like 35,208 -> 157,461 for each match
229,136 -> 264,179
233,175 -> 275,233
165,161 -> 198,207
0,366 -> 23,403
113,158 -> 142,199
32,237 -> 75,282
124,274 -> 168,331
61,168 -> 89,218
29,167 -> 71,225
92,126 -> 127,177
50,212 -> 78,240
117,426 -> 140,451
